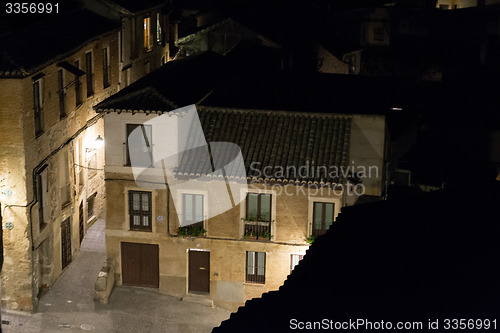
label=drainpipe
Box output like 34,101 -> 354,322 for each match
161,160 -> 175,237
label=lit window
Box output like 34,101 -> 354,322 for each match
246,251 -> 265,284
156,13 -> 162,44
144,16 -> 152,52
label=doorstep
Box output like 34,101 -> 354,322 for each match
181,293 -> 214,308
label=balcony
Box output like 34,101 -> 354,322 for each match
242,218 -> 272,241
177,221 -> 206,238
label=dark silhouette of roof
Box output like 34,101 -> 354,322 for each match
97,49 -> 432,116
96,51 -> 228,112
199,72 -> 426,114
110,0 -> 166,13
0,9 -> 119,78
214,180 -> 500,332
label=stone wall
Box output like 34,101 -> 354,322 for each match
0,30 -> 119,311
104,175 -> 342,311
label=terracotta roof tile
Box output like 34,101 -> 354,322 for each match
176,107 -> 351,185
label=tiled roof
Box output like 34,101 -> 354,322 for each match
0,9 -> 119,78
176,107 -> 351,185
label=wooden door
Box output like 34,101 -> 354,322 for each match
121,242 -> 159,288
188,250 -> 210,293
61,217 -> 72,269
79,202 -> 84,244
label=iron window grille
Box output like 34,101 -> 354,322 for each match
128,191 -> 152,231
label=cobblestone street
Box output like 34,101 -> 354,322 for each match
1,220 -> 230,332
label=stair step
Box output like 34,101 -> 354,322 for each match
181,294 -> 214,307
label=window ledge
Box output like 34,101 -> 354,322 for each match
243,282 -> 266,286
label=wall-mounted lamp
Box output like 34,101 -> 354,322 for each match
86,135 -> 105,152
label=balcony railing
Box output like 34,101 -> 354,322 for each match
242,219 -> 272,241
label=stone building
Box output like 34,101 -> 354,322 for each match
94,53 -> 398,311
83,0 -> 174,87
0,9 -> 120,311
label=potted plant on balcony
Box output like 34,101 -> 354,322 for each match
259,230 -> 273,240
177,226 -> 207,238
243,230 -> 257,240
305,235 -> 315,244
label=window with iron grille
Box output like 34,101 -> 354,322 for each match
312,202 -> 334,237
290,254 -> 304,273
74,60 -> 82,107
87,192 -> 97,221
125,124 -> 153,167
33,78 -> 44,137
128,191 -> 152,231
85,52 -> 93,97
246,193 -> 271,221
103,47 -> 110,89
246,251 -> 265,284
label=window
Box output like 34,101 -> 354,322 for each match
246,251 -> 265,284
36,165 -> 48,231
87,192 -> 97,221
58,69 -> 66,119
130,17 -> 137,59
74,60 -> 82,107
290,254 -> 304,273
126,124 -> 153,167
86,52 -> 94,97
183,194 -> 203,227
246,193 -> 271,221
87,153 -> 97,178
33,78 -> 44,137
128,191 -> 152,231
156,13 -> 162,44
60,151 -> 71,207
312,202 -> 334,237
373,26 -> 385,42
103,47 -> 110,88
144,16 -> 152,52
